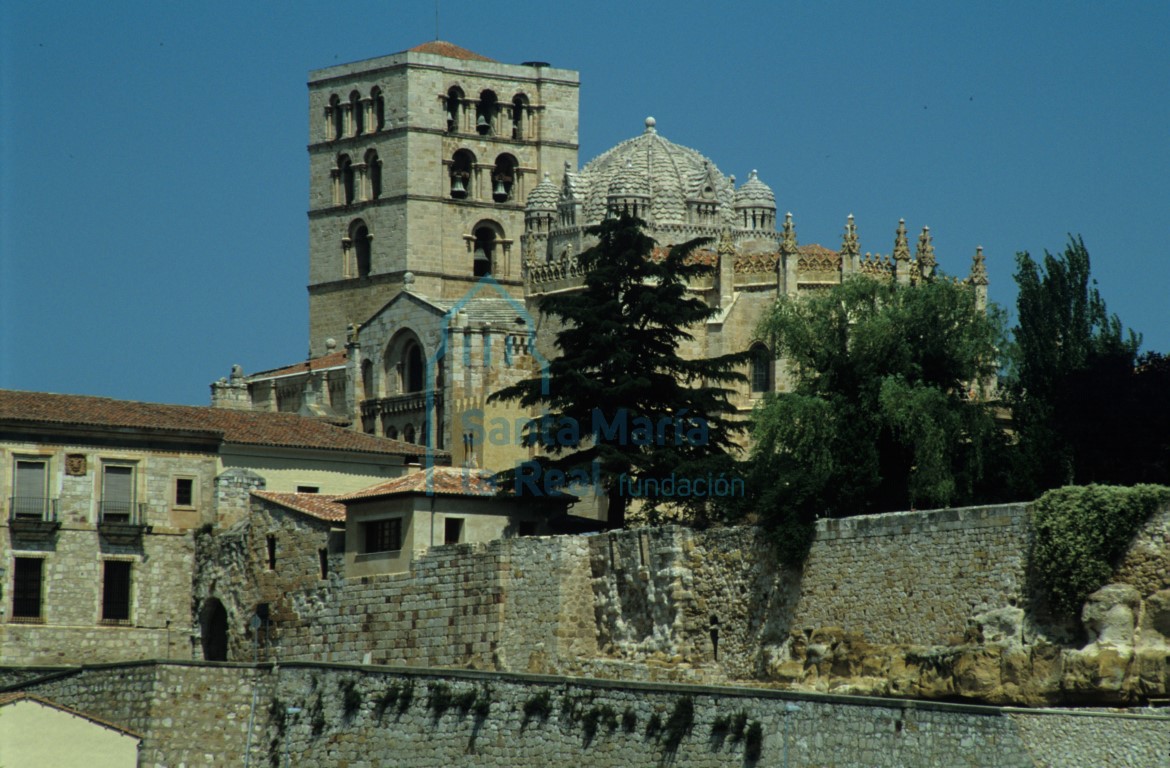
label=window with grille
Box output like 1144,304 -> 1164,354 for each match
101,560 -> 132,623
12,459 -> 48,518
750,345 -> 772,393
101,464 -> 135,522
362,518 -> 402,553
12,557 -> 44,621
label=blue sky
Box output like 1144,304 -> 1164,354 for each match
2,1 -> 1167,405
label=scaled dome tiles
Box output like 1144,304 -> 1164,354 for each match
570,117 -> 736,226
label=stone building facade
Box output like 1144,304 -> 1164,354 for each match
0,389 -> 429,665
214,40 -> 992,482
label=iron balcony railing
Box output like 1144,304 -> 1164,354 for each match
8,496 -> 58,523
99,500 -> 147,526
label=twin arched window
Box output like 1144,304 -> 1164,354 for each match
334,151 -> 381,206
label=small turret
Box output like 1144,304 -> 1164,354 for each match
967,245 -> 989,310
840,214 -> 860,274
893,219 -> 911,285
778,212 -> 799,296
523,172 -> 559,263
733,169 -> 777,233
916,226 -> 936,281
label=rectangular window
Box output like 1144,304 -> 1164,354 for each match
101,464 -> 135,522
101,560 -> 132,623
362,518 -> 402,554
12,459 -> 49,518
11,558 -> 44,621
444,517 -> 463,545
174,477 -> 194,507
266,535 -> 277,570
296,485 -> 320,494
318,548 -> 329,579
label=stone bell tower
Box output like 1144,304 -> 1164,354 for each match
305,41 -> 580,357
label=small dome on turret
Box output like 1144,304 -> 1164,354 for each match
734,170 -> 776,209
525,172 -> 559,211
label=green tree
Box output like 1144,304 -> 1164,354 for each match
746,276 -> 1006,560
1008,237 -> 1142,493
489,215 -> 748,528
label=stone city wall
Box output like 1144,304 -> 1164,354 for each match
7,660 -> 1167,767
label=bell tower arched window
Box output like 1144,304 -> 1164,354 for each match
338,154 -> 355,205
349,90 -> 363,135
476,90 -> 498,136
450,149 -> 475,199
492,153 -> 518,203
446,86 -> 464,132
348,219 -> 371,278
511,94 -> 529,140
473,225 -> 498,277
371,86 -> 385,131
404,342 -> 424,393
328,94 -> 342,141
365,149 -> 382,200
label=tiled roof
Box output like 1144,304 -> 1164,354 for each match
427,296 -> 532,327
248,350 -> 347,380
0,389 -> 437,457
336,466 -> 498,502
407,41 -> 495,62
0,692 -> 144,738
252,491 -> 347,523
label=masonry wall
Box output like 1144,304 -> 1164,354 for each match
8,661 -> 1166,768
196,504 -> 1033,673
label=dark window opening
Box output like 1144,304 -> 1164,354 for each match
319,548 -> 329,579
12,557 -> 43,620
709,614 -> 720,661
446,86 -> 463,132
492,154 -> 517,203
473,226 -> 496,277
450,149 -> 474,199
266,535 -> 277,570
361,359 -> 375,400
750,344 -> 772,393
101,560 -> 132,623
199,598 -> 228,661
175,477 -> 194,507
296,485 -> 320,494
350,90 -> 363,135
368,152 -> 382,199
476,90 -> 497,135
385,424 -> 398,440
353,223 -> 371,277
511,94 -> 527,139
329,94 -> 343,140
444,517 -> 463,545
403,424 -> 416,444
372,87 -> 385,131
340,155 -> 355,205
404,343 -> 424,392
363,518 -> 402,553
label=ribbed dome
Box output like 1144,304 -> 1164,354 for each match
734,169 -> 775,208
607,159 -> 649,198
525,172 -> 559,211
568,117 -> 734,225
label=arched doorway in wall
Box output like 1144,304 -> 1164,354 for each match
199,598 -> 228,661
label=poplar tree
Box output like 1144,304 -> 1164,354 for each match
489,214 -> 748,529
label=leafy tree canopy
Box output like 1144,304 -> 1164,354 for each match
1008,237 -> 1148,493
489,214 -> 748,528
745,276 -> 1007,561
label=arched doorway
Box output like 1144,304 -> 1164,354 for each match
199,598 -> 228,661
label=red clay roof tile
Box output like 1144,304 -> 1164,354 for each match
407,41 -> 495,62
252,491 -> 347,523
336,466 -> 497,502
0,389 -> 438,458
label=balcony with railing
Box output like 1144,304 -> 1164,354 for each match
7,496 -> 60,539
98,500 -> 149,542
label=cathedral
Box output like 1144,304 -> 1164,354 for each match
210,40 -> 989,474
